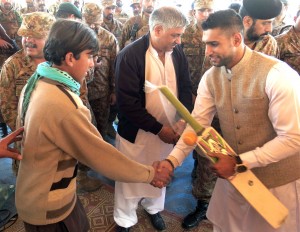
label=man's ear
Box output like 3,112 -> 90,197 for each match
153,24 -> 163,37
65,52 -> 74,67
243,15 -> 253,28
232,32 -> 242,47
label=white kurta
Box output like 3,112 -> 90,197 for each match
169,61 -> 300,232
115,42 -> 177,199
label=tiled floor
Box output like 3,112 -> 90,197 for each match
0,129 -> 197,221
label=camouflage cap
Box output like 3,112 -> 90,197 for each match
101,0 -> 117,8
130,0 -> 140,7
17,12 -> 55,39
194,0 -> 215,10
82,3 -> 103,24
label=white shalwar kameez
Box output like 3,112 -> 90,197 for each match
114,42 -> 178,228
169,62 -> 300,232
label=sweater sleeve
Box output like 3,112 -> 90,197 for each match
54,106 -> 155,184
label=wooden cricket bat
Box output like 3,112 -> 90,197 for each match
158,85 -> 288,229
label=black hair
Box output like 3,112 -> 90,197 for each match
44,19 -> 99,65
228,3 -> 241,14
239,6 -> 249,20
202,9 -> 244,34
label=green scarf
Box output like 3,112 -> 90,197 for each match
21,62 -> 81,121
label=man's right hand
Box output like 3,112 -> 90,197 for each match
158,126 -> 180,144
150,161 -> 174,188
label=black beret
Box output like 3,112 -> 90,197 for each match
243,0 -> 282,19
57,2 -> 82,19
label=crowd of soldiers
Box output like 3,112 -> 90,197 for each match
0,0 -> 299,231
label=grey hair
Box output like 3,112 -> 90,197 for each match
149,6 -> 189,31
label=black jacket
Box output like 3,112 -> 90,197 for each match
115,33 -> 193,143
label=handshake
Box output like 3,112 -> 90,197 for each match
150,159 -> 175,188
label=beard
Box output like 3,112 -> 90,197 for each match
246,24 -> 268,42
105,13 -> 113,20
143,6 -> 154,14
209,54 -> 233,68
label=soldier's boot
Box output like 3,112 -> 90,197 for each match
182,200 -> 208,229
76,169 -> 103,193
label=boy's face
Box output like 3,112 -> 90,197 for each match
68,50 -> 94,83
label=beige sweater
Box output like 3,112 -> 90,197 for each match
16,79 -> 154,225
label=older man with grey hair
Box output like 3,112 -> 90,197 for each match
113,6 -> 193,232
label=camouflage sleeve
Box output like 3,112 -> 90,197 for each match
257,35 -> 280,58
120,20 -> 132,50
109,37 -> 119,94
85,68 -> 94,84
0,62 -> 18,130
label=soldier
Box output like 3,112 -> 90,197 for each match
115,0 -> 129,24
0,12 -> 54,132
0,0 -> 22,52
130,0 -> 141,17
119,0 -> 157,49
101,0 -> 123,44
0,12 -> 55,172
20,0 -> 36,15
55,2 -> 82,21
180,0 -> 217,229
276,8 -> 300,75
272,0 -> 293,36
239,1 -> 280,57
20,0 -> 49,14
82,2 -> 119,140
101,0 -> 123,139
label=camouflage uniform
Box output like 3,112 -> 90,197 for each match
88,27 -> 118,136
248,34 -> 279,58
272,20 -> 292,36
83,3 -> 119,137
120,13 -> 150,49
181,24 -> 206,96
20,7 -> 36,15
0,12 -> 55,131
101,18 -> 123,45
181,23 -> 217,201
0,50 -> 36,130
276,26 -> 300,75
0,6 -> 22,68
114,10 -> 129,24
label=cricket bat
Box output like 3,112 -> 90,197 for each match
158,85 -> 288,229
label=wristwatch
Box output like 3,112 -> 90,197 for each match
234,155 -> 248,173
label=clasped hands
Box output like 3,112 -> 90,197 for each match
150,160 -> 174,188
